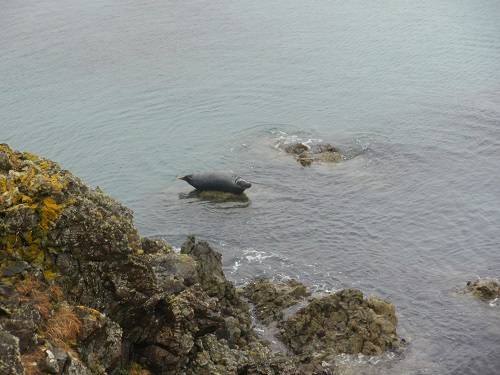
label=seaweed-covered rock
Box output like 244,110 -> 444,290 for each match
244,278 -> 311,324
281,142 -> 343,166
465,278 -> 500,300
278,289 -> 400,358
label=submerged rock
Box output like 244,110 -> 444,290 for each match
281,142 -> 343,166
465,278 -> 500,300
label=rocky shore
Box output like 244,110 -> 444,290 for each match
1,144 -> 403,374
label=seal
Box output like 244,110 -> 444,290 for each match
177,171 -> 251,194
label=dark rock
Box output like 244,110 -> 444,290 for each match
0,328 -> 24,375
280,142 -> 343,166
283,143 -> 310,155
142,284 -> 222,373
142,237 -> 174,255
465,278 -> 500,300
2,302 -> 42,353
62,353 -> 93,375
181,235 -> 252,345
42,349 -> 60,374
244,278 -> 311,324
75,306 -> 123,372
278,289 -> 400,358
1,262 -> 29,277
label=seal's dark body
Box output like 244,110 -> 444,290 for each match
178,171 -> 251,194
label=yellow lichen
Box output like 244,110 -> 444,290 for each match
40,197 -> 63,231
43,269 -> 58,281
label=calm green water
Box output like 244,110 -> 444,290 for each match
2,0 -> 500,373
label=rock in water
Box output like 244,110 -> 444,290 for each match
177,171 -> 251,194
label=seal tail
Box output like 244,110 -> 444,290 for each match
177,175 -> 187,180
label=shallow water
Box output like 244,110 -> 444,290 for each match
2,0 -> 500,373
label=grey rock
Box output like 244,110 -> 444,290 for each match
0,329 -> 24,375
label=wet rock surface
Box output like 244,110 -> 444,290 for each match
0,144 -> 403,374
244,278 -> 311,324
282,142 -> 343,166
278,289 -> 401,358
465,278 -> 500,300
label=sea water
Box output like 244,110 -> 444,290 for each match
2,0 -> 500,373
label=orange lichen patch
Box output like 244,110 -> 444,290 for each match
39,197 -> 63,231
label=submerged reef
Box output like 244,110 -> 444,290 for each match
1,144 -> 403,374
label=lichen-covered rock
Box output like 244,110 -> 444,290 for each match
278,288 -> 400,358
465,278 -> 500,300
181,235 -> 252,347
75,306 -> 123,372
244,278 -> 311,324
0,328 -> 24,375
186,334 -> 300,375
141,284 -> 222,373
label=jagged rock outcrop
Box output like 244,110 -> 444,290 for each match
244,280 -> 403,370
278,289 -> 401,358
244,278 -> 311,324
0,144 -> 402,374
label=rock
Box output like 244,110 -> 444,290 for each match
42,349 -> 60,374
2,302 -> 42,353
465,278 -> 500,300
62,353 -> 93,375
142,237 -> 174,255
181,235 -> 252,345
0,328 -> 24,375
141,284 -> 222,373
278,288 -> 401,358
0,144 -> 403,374
283,143 -> 310,155
1,262 -> 29,277
280,142 -> 343,166
244,278 -> 311,324
151,252 -> 198,294
75,306 -> 123,372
